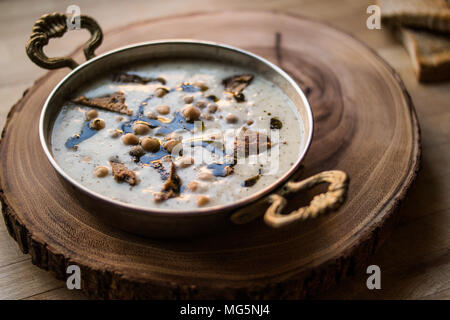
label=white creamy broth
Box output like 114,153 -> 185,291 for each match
51,59 -> 303,209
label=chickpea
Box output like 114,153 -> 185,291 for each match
81,156 -> 91,163
166,132 -> 181,141
197,195 -> 210,207
224,166 -> 234,176
141,137 -> 160,152
194,81 -> 208,91
184,95 -> 194,104
155,87 -> 169,98
182,105 -> 201,122
225,113 -> 239,124
156,76 -> 166,85
94,166 -> 108,178
146,111 -> 157,119
207,103 -> 218,113
195,100 -> 206,109
163,139 -> 181,153
85,109 -> 98,120
108,128 -> 122,138
122,133 -> 139,145
187,181 -> 199,192
115,116 -> 124,122
133,123 -> 150,135
201,113 -> 214,121
178,156 -> 194,168
90,118 -> 106,130
129,145 -> 145,157
156,104 -> 170,115
198,171 -> 213,181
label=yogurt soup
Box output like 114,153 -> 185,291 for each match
51,59 -> 303,209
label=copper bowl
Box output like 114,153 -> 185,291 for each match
27,13 -> 348,237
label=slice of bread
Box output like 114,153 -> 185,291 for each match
379,0 -> 450,33
398,27 -> 450,81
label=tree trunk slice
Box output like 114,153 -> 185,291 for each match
0,11 -> 420,299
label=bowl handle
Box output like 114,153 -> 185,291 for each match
26,12 -> 103,70
231,170 -> 349,227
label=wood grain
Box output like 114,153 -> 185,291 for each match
0,11 -> 420,299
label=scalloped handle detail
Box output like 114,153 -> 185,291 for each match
230,170 -> 349,227
264,170 -> 349,228
26,12 -> 103,70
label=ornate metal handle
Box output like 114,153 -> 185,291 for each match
26,12 -> 103,70
264,170 -> 348,228
231,170 -> 349,228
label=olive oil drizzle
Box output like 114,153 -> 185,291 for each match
65,120 -> 99,149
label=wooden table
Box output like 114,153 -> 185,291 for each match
0,0 -> 448,300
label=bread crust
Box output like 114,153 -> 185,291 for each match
379,0 -> 450,33
399,27 -> 450,81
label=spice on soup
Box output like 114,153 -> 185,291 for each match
109,161 -> 137,186
72,91 -> 133,115
242,174 -> 261,187
270,117 -> 283,130
154,162 -> 182,202
112,72 -> 166,85
222,74 -> 253,102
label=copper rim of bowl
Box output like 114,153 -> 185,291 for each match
39,39 -> 314,216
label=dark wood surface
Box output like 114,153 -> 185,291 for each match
0,11 -> 421,299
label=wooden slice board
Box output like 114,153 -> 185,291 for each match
0,11 -> 420,299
